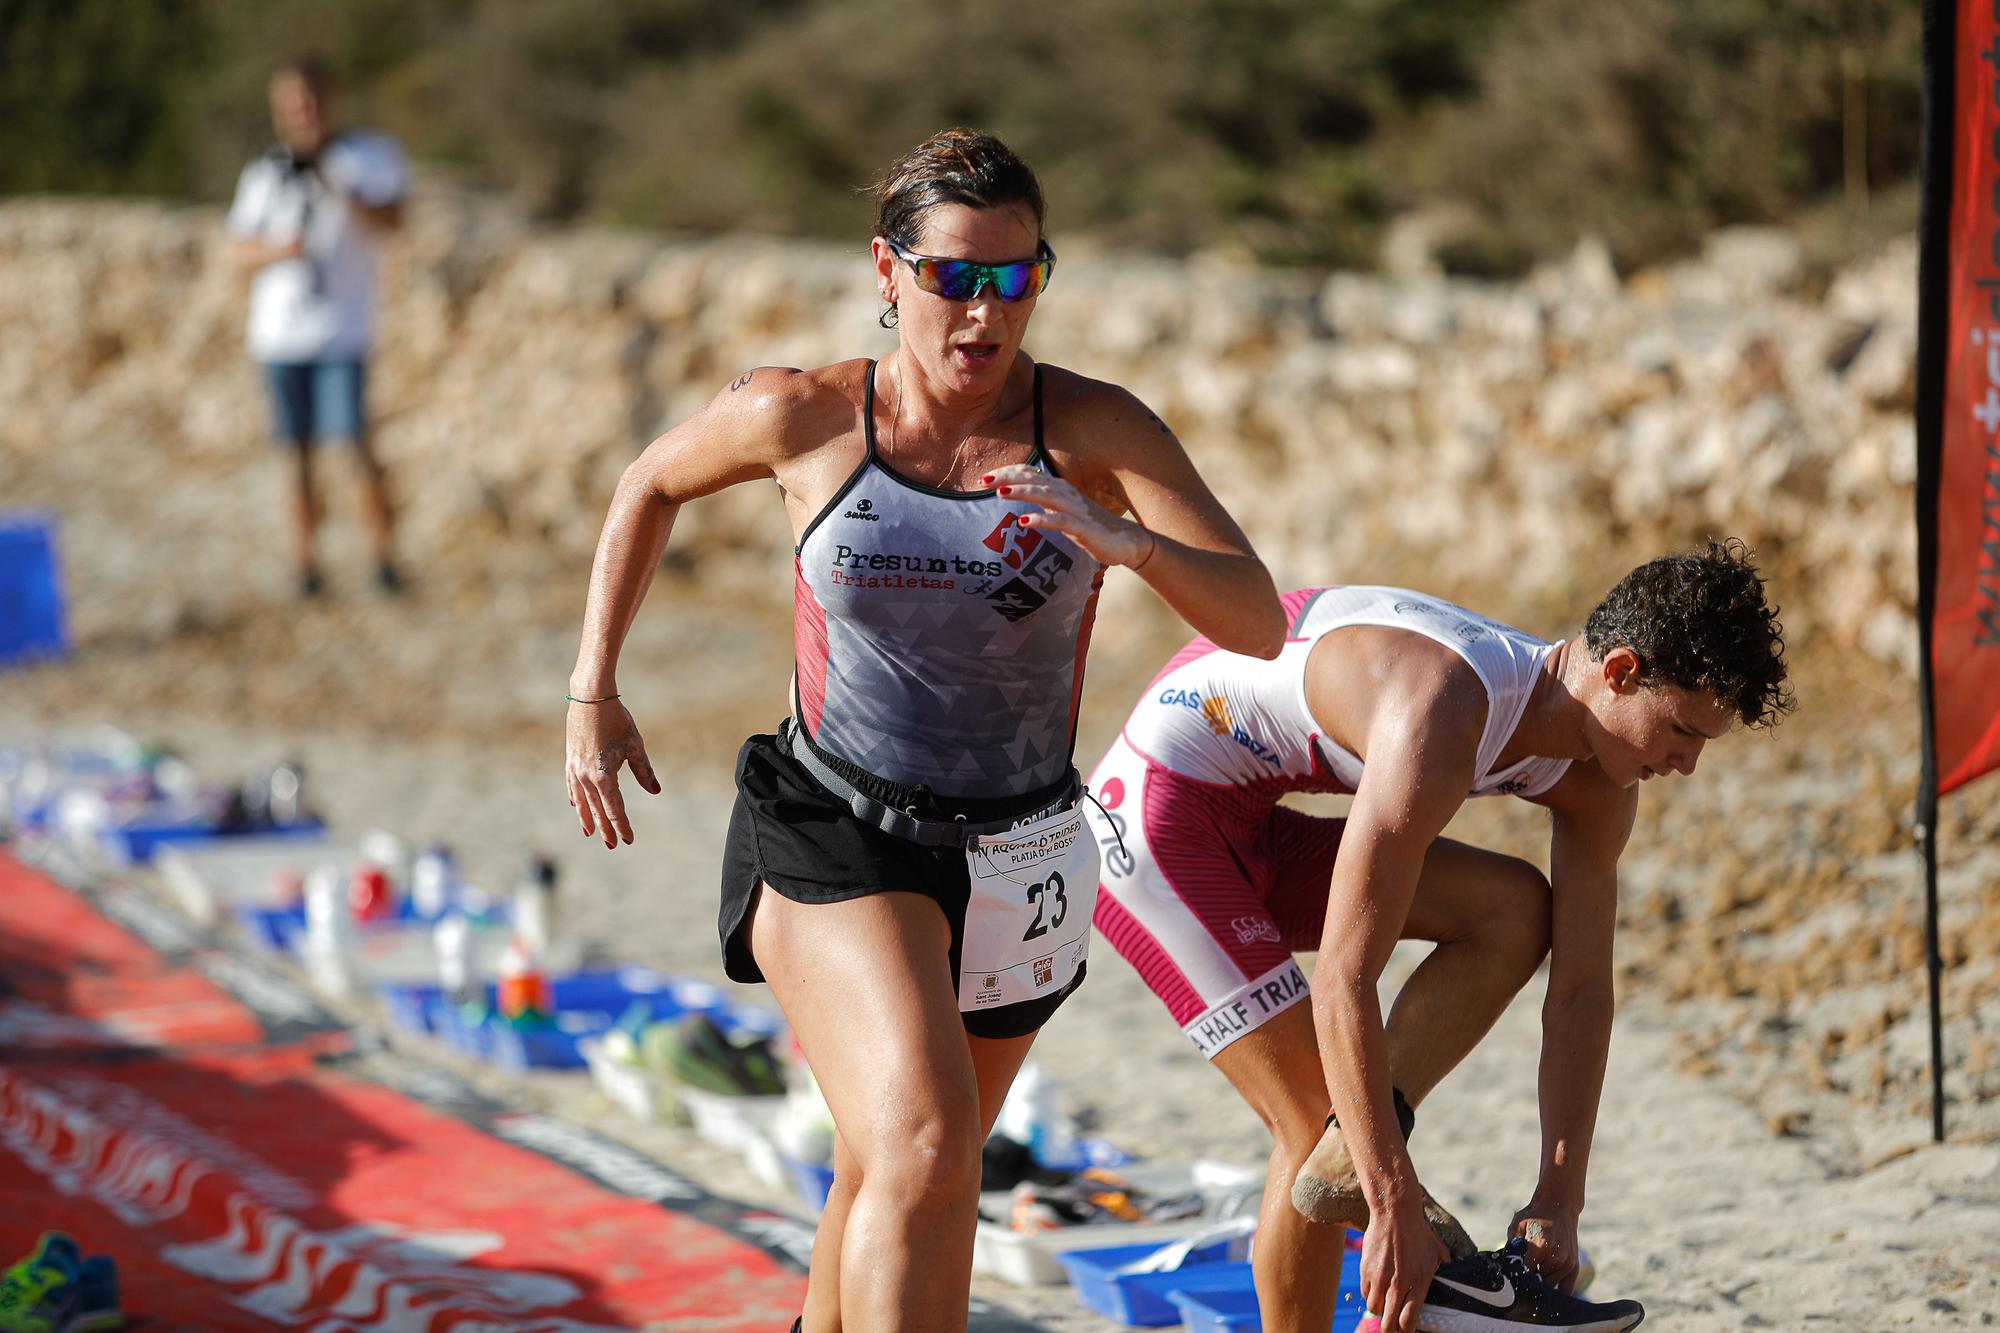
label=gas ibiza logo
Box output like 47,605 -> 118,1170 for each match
981,512 -> 1076,622
842,497 -> 880,522
1156,688 -> 1283,767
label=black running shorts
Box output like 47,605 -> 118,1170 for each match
718,729 -> 1086,1040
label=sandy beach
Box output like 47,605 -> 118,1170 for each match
3,570 -> 1995,1329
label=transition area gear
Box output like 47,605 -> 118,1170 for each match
1087,586 -> 1573,1059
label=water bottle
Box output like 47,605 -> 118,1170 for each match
410,844 -> 455,920
995,1061 -> 1070,1163
433,911 -> 475,1007
510,853 -> 559,956
303,865 -> 354,999
348,861 -> 393,923
267,761 -> 304,826
495,937 -> 553,1029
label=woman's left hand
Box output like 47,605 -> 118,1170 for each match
985,463 -> 1156,570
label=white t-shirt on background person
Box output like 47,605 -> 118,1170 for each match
226,131 -> 408,364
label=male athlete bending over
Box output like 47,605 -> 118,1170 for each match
1083,542 -> 1790,1333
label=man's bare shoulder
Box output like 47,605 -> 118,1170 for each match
1317,625 -> 1488,732
1304,624 -> 1496,780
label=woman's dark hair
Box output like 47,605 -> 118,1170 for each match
1583,539 -> 1795,729
867,128 -> 1046,250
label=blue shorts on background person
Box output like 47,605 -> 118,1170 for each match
262,360 -> 367,446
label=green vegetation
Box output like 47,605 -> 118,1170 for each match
0,0 -> 1920,273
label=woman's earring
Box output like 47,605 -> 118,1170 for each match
878,300 -> 899,330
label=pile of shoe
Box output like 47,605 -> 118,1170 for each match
601,1008 -> 788,1099
0,1233 -> 122,1333
660,1013 -> 787,1097
999,1164 -> 1207,1233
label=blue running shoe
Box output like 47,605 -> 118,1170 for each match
61,1258 -> 121,1333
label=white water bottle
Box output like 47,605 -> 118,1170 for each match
433,911 -> 474,1006
302,865 -> 355,999
410,844 -> 455,920
996,1061 -> 1070,1162
510,854 -> 559,956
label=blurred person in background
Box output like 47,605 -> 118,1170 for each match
226,55 -> 407,599
565,129 -> 1284,1332
1084,543 -> 1793,1333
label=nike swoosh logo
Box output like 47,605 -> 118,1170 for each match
1435,1274 -> 1514,1308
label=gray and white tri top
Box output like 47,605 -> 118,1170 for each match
792,363 -> 1105,800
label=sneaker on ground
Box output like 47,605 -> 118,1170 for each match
1411,1238 -> 1643,1333
64,1258 -> 122,1333
0,1235 -> 76,1290
0,1232 -> 81,1333
668,1013 -> 787,1097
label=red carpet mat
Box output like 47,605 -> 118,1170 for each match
0,849 -> 809,1331
0,1048 -> 806,1330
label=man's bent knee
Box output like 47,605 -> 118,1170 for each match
1480,858 -> 1552,962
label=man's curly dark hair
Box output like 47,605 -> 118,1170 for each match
1583,539 -> 1795,729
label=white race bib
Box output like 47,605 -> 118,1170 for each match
958,804 -> 1100,1012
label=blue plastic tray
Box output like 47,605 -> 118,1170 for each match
1055,1242 -> 1249,1327
0,513 -> 68,669
378,970 -> 781,1070
784,1156 -> 836,1214
98,808 -> 323,865
235,888 -> 503,956
1170,1286 -> 1262,1333
1167,1249 -> 1369,1332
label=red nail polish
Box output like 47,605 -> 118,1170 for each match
997,486 -> 1012,496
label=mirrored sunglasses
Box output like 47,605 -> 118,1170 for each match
885,237 -> 1056,303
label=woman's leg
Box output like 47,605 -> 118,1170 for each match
749,883 -> 1032,1332
803,1027 -> 1037,1333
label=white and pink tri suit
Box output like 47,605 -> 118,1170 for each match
1084,586 -> 1572,1059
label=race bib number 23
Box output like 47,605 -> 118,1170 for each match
958,804 -> 1100,1012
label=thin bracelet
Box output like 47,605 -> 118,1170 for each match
565,693 -> 621,705
1130,526 -> 1159,572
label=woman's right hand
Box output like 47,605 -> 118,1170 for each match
565,699 -> 660,848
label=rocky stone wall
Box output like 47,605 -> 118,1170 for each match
0,189 -> 1916,661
